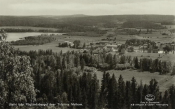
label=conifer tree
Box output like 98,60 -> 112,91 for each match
134,57 -> 139,69
131,77 -> 137,103
169,85 -> 175,109
99,71 -> 108,108
108,74 -> 117,109
125,81 -> 132,109
90,74 -> 99,109
142,84 -> 149,101
118,75 -> 125,108
80,58 -> 86,70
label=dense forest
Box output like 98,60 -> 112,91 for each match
122,21 -> 165,29
125,39 -> 156,47
0,15 -> 174,29
11,35 -> 56,45
1,28 -> 59,33
0,42 -> 175,109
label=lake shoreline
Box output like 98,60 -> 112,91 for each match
6,32 -> 64,42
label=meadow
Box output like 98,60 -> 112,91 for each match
95,68 -> 175,92
14,41 -> 78,53
13,34 -> 103,52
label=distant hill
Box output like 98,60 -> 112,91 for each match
0,15 -> 174,29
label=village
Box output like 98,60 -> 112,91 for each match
58,34 -> 175,56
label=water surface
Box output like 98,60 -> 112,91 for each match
6,32 -> 63,41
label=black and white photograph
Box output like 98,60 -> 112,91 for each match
0,0 -> 175,109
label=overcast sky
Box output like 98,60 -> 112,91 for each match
0,0 -> 174,15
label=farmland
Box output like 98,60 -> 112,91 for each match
13,34 -> 102,52
13,40 -> 78,53
11,25 -> 175,62
6,23 -> 175,64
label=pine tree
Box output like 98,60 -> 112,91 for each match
61,92 -> 68,103
41,70 -> 56,102
36,65 -> 42,96
131,77 -> 137,103
99,71 -> 108,108
113,54 -> 118,65
136,86 -> 142,103
149,79 -> 159,96
83,42 -> 86,49
169,85 -> 175,109
108,74 -> 117,109
56,69 -> 62,94
82,88 -> 88,109
125,81 -> 132,109
134,57 -> 139,69
118,75 -> 125,108
80,58 -> 86,70
162,90 -> 169,104
172,66 -> 175,75
142,84 -> 149,101
90,74 -> 99,109
62,56 -> 67,69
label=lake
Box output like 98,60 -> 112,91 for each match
6,32 -> 63,41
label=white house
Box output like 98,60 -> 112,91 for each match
158,50 -> 164,54
104,44 -> 118,52
64,41 -> 74,47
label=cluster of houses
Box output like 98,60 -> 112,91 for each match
59,38 -> 175,55
130,42 -> 175,54
91,41 -> 121,52
90,40 -> 175,54
64,41 -> 74,47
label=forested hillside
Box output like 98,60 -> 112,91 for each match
0,15 -> 174,29
1,42 -> 175,109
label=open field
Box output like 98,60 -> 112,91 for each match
105,28 -> 175,44
162,25 -> 175,29
119,31 -> 175,43
9,25 -> 175,51
14,41 -> 78,53
54,35 -> 102,43
13,30 -> 175,61
13,34 -> 103,52
139,32 -> 175,43
95,69 -> 175,92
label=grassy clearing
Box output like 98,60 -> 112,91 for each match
54,35 -> 102,43
139,32 -> 175,43
14,41 -> 78,53
162,25 -> 175,29
95,69 -> 175,92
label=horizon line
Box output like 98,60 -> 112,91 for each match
0,14 -> 174,17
